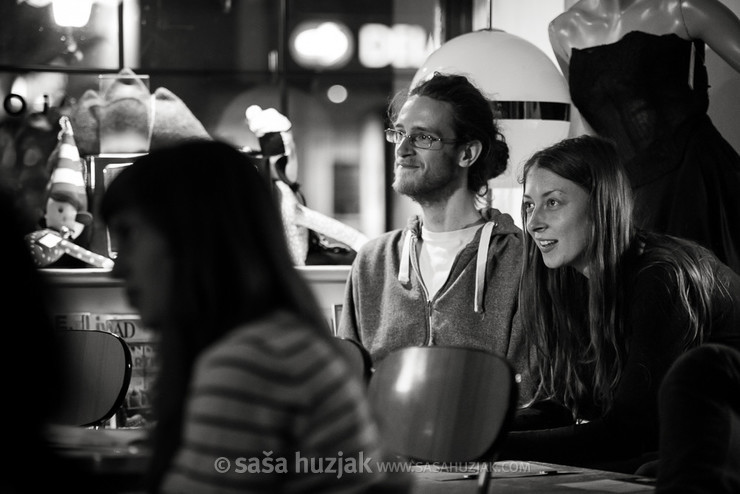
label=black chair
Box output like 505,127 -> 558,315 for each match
52,330 -> 133,428
334,337 -> 373,384
368,346 -> 518,493
654,344 -> 740,493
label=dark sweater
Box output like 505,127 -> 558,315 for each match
338,208 -> 535,404
501,234 -> 740,471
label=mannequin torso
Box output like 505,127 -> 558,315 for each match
548,0 -> 740,274
550,0 -> 740,75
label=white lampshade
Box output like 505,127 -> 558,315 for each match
52,0 -> 94,28
411,29 -> 571,227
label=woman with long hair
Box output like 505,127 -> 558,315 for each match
502,135 -> 740,472
101,140 -> 405,493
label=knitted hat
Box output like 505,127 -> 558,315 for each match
98,68 -> 152,153
69,68 -> 211,155
151,87 -> 211,149
46,116 -> 88,213
69,88 -> 101,156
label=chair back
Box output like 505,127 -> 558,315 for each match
52,330 -> 133,427
335,337 -> 373,384
368,346 -> 517,462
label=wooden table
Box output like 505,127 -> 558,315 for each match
48,425 -> 150,493
47,428 -> 656,493
410,461 -> 655,493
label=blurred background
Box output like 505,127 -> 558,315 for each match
1,0 -> 737,238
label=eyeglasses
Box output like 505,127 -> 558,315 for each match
384,129 -> 458,150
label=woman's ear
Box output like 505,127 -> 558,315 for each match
458,140 -> 483,168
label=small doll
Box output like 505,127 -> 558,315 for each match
25,116 -> 113,269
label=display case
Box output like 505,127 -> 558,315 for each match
42,265 -> 350,427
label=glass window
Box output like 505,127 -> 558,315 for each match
1,0 -> 443,241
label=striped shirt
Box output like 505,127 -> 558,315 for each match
160,310 -> 397,493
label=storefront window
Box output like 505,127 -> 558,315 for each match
0,0 -> 446,239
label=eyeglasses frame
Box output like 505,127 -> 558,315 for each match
384,128 -> 460,150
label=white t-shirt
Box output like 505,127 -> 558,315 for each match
419,223 -> 482,299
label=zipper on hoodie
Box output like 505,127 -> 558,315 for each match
416,254 -> 434,346
408,232 -> 435,346
426,300 -> 434,345
399,220 -> 495,345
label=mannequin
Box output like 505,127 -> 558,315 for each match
549,0 -> 740,273
550,0 -> 740,74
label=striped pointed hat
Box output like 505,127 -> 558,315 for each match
47,115 -> 88,213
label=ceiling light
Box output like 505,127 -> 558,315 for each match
52,0 -> 94,28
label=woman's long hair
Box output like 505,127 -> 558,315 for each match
101,139 -> 332,489
520,135 -> 636,415
519,135 -> 721,416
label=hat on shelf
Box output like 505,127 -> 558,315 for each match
46,116 -> 88,214
151,86 -> 211,149
69,67 -> 211,155
97,68 -> 152,153
70,88 -> 101,156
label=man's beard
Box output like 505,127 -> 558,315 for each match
392,161 -> 465,206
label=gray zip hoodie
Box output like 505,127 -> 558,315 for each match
338,207 -> 534,403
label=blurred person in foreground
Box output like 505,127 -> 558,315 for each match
0,184 -> 91,492
101,140 -> 408,494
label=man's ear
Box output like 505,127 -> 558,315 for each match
458,140 -> 482,168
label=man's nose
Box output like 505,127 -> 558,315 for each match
396,135 -> 415,156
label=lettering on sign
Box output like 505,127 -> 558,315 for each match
54,312 -> 159,427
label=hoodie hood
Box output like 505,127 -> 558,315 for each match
398,207 -> 519,313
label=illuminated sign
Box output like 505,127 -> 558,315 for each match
289,21 -> 432,70
359,23 -> 431,69
289,21 -> 355,69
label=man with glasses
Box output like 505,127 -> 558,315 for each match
338,72 -> 533,402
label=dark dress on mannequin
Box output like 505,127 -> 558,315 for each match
569,31 -> 740,274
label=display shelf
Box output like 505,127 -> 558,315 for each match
41,265 -> 352,428
40,265 -> 351,324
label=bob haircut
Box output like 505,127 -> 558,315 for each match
100,139 -> 333,488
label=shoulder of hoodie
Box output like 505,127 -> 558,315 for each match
477,207 -> 522,246
353,226 -> 406,264
481,207 -> 523,238
477,208 -> 524,264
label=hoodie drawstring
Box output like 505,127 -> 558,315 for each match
474,221 -> 495,313
397,220 -> 496,314
398,229 -> 413,284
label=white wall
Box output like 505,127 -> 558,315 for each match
708,0 -> 740,154
474,0 -> 565,68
